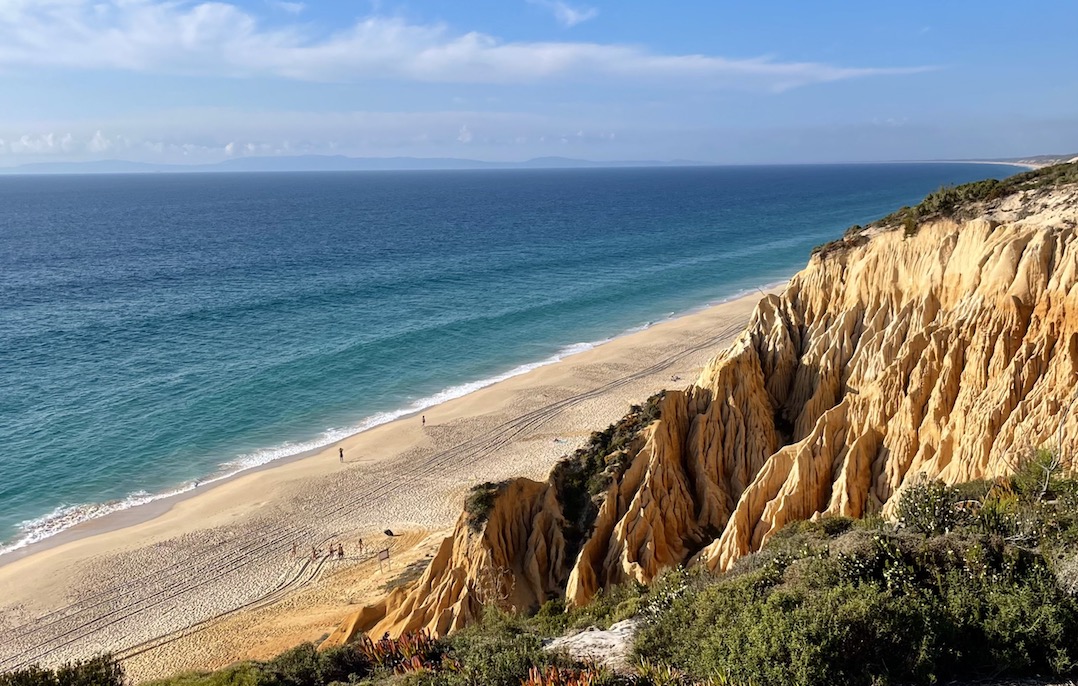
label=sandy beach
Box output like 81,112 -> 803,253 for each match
0,286 -> 776,682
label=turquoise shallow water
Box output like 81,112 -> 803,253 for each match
0,163 -> 1023,552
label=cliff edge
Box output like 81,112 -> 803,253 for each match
325,163 -> 1078,645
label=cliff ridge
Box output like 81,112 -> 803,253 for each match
325,164 -> 1078,643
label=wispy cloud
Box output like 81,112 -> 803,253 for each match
529,0 -> 599,28
0,1 -> 932,90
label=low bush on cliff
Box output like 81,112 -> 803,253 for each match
634,462 -> 1078,686
461,394 -> 663,547
416,608 -> 575,686
463,481 -> 507,532
552,392 -> 664,559
637,530 -> 1078,685
0,655 -> 125,686
880,160 -> 1078,230
143,632 -> 447,686
816,160 -> 1078,250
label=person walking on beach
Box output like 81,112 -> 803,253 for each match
339,447 -> 344,463
421,415 -> 426,427
337,543 -> 345,560
291,541 -> 298,559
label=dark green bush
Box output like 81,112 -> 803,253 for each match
861,161 -> 1078,242
552,393 -> 664,559
895,477 -> 959,535
1012,449 -> 1064,501
635,527 -> 1078,686
144,665 -> 260,686
0,656 -> 125,686
414,608 -> 571,686
258,643 -> 324,686
463,481 -> 505,533
901,207 -> 919,238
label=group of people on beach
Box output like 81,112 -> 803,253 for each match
292,540 -> 358,562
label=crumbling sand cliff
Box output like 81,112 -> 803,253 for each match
324,174 -> 1078,645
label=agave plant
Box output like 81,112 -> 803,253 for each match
360,628 -> 443,674
521,663 -> 608,686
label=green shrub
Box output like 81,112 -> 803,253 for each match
901,207 -> 919,238
1012,449 -> 1064,501
0,656 -> 125,686
463,481 -> 505,533
876,161 -> 1078,229
552,393 -> 664,559
895,477 -> 959,535
635,526 -> 1078,686
816,161 -> 1078,259
420,608 -> 571,686
144,664 -> 260,686
258,643 -> 323,686
952,478 -> 995,504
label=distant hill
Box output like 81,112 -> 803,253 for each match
0,155 -> 705,175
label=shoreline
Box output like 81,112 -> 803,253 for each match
0,280 -> 787,565
928,160 -> 1044,170
0,283 -> 782,567
0,283 -> 781,679
5,155 -> 1035,559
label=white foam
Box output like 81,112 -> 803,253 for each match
0,337 -> 610,557
0,489 -> 192,556
0,280 -> 789,558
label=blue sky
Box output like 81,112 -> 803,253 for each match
0,0 -> 1075,165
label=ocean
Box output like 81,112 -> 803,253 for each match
0,163 -> 1023,553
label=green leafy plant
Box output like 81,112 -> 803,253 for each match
463,481 -> 506,532
895,477 -> 959,535
0,656 -> 125,686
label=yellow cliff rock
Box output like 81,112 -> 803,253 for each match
326,178 -> 1078,642
322,478 -> 569,645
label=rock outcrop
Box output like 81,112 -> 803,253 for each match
322,478 -> 571,645
326,171 -> 1078,644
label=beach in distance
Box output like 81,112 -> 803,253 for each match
0,162 -> 1027,677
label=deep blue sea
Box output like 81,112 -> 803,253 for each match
0,163 -> 1023,553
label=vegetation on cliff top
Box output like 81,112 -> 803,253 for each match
813,160 -> 1078,256
463,480 -> 509,533
636,450 -> 1078,686
15,452 -> 1078,686
551,392 -> 664,558
462,393 -> 664,555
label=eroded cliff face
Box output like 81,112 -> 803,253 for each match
322,478 -> 570,645
326,182 -> 1078,642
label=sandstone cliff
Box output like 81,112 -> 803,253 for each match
325,166 -> 1078,644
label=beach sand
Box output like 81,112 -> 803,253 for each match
0,286 -> 776,682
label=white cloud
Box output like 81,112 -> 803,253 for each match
0,2 -> 932,90
0,105 -> 673,167
87,130 -> 113,153
5,132 -> 75,154
528,0 -> 599,28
